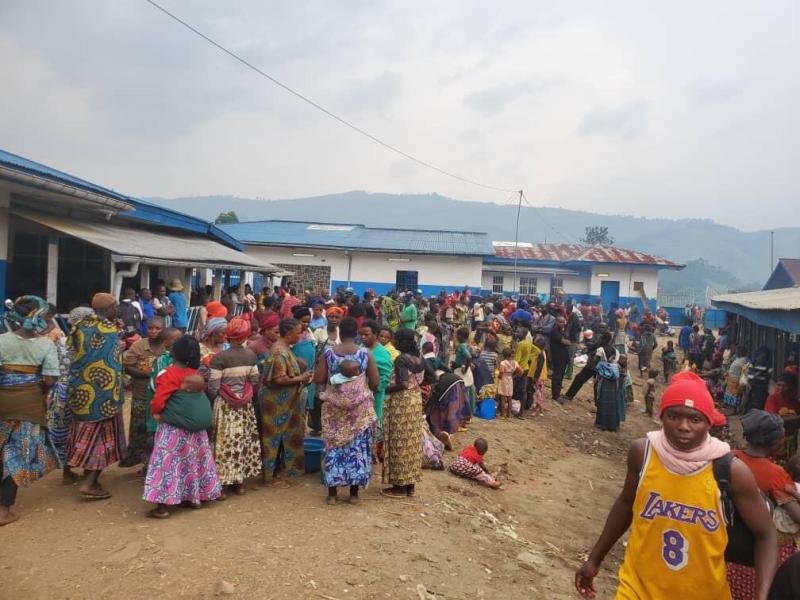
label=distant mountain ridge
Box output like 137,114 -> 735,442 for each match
149,192 -> 800,294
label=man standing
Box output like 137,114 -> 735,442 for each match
400,293 -> 418,330
576,373 -> 776,600
561,323 -> 607,402
167,280 -> 188,332
66,293 -> 126,500
549,316 -> 571,401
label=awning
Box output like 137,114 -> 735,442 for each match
712,288 -> 800,333
15,210 -> 281,272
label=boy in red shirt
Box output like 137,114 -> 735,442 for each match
448,438 -> 501,489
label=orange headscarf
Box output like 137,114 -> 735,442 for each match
326,306 -> 344,318
207,301 -> 228,319
225,316 -> 251,343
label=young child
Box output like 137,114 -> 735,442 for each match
497,347 -> 522,418
143,335 -> 221,519
422,341 -> 450,375
448,438 -> 501,489
662,340 -> 677,383
527,334 -> 548,417
642,368 -> 659,417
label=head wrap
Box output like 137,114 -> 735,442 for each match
68,306 -> 94,325
91,292 -> 116,311
326,306 -> 344,318
292,306 -> 311,319
201,317 -> 228,341
254,310 -> 280,332
206,301 -> 228,319
741,409 -> 785,447
6,295 -> 50,333
225,316 -> 251,343
659,372 -> 726,426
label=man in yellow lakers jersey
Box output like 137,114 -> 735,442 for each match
576,372 -> 777,600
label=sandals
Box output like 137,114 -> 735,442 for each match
326,496 -> 338,506
146,508 -> 170,519
80,489 -> 111,501
381,487 -> 406,499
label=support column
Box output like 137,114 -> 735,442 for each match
212,269 -> 223,300
182,268 -> 193,302
0,189 -> 10,305
46,233 -> 58,306
139,264 -> 150,291
109,258 -> 117,296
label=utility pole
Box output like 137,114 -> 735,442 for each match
770,231 -> 775,274
513,190 -> 523,295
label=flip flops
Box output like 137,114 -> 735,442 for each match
81,489 -> 111,501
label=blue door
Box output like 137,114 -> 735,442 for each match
600,280 -> 620,309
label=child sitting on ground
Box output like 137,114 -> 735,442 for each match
497,347 -> 522,418
642,368 -> 659,417
448,438 -> 501,489
422,341 -> 450,376
144,335 -> 220,518
662,341 -> 677,383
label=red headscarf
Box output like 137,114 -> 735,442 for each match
254,310 -> 280,332
326,306 -> 344,318
225,316 -> 251,344
207,301 -> 228,319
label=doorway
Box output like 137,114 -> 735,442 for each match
600,280 -> 620,309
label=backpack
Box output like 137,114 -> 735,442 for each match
118,301 -> 141,331
713,452 -> 773,567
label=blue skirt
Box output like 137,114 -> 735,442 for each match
323,428 -> 373,488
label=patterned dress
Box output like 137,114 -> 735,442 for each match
208,347 -> 261,486
0,332 -> 60,491
382,354 -> 426,486
259,345 -> 306,479
44,329 -> 72,466
321,347 -> 376,487
66,316 -> 127,470
143,367 -> 221,505
120,338 -> 159,467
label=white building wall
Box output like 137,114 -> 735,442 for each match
588,265 -> 660,299
481,269 -> 591,296
241,245 -> 482,294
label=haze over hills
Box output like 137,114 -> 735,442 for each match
150,192 -> 800,298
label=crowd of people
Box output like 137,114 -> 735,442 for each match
2,282 -> 800,597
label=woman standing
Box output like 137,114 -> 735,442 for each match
314,317 -> 379,504
208,317 -> 261,497
66,293 -> 126,500
120,317 -> 165,470
382,328 -> 432,499
259,318 -> 312,486
594,332 -> 621,432
199,317 -> 228,373
290,306 -> 317,419
727,410 -> 799,599
42,304 -> 77,482
0,296 -> 60,525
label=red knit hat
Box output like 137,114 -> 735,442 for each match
658,372 -> 726,426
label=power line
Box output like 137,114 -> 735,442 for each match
520,191 -> 575,244
142,0 -> 518,194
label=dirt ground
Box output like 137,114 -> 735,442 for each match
1,365 -> 668,600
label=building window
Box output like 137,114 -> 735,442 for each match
550,277 -> 564,296
492,275 -> 504,294
519,277 -> 537,295
633,281 -> 644,291
396,270 -> 419,292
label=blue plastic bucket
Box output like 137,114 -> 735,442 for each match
476,399 -> 496,420
304,437 -> 325,473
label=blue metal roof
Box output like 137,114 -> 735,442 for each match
221,220 -> 494,256
0,149 -> 242,250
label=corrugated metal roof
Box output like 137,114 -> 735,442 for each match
221,220 -> 495,256
16,210 -> 279,272
712,287 -> 800,312
779,259 -> 800,285
492,241 -> 681,268
0,148 -> 242,250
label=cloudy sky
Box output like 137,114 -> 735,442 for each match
1,1 -> 797,230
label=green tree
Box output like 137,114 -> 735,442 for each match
214,211 -> 239,224
580,225 -> 614,245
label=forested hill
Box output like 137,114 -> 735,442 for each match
150,191 -> 799,294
